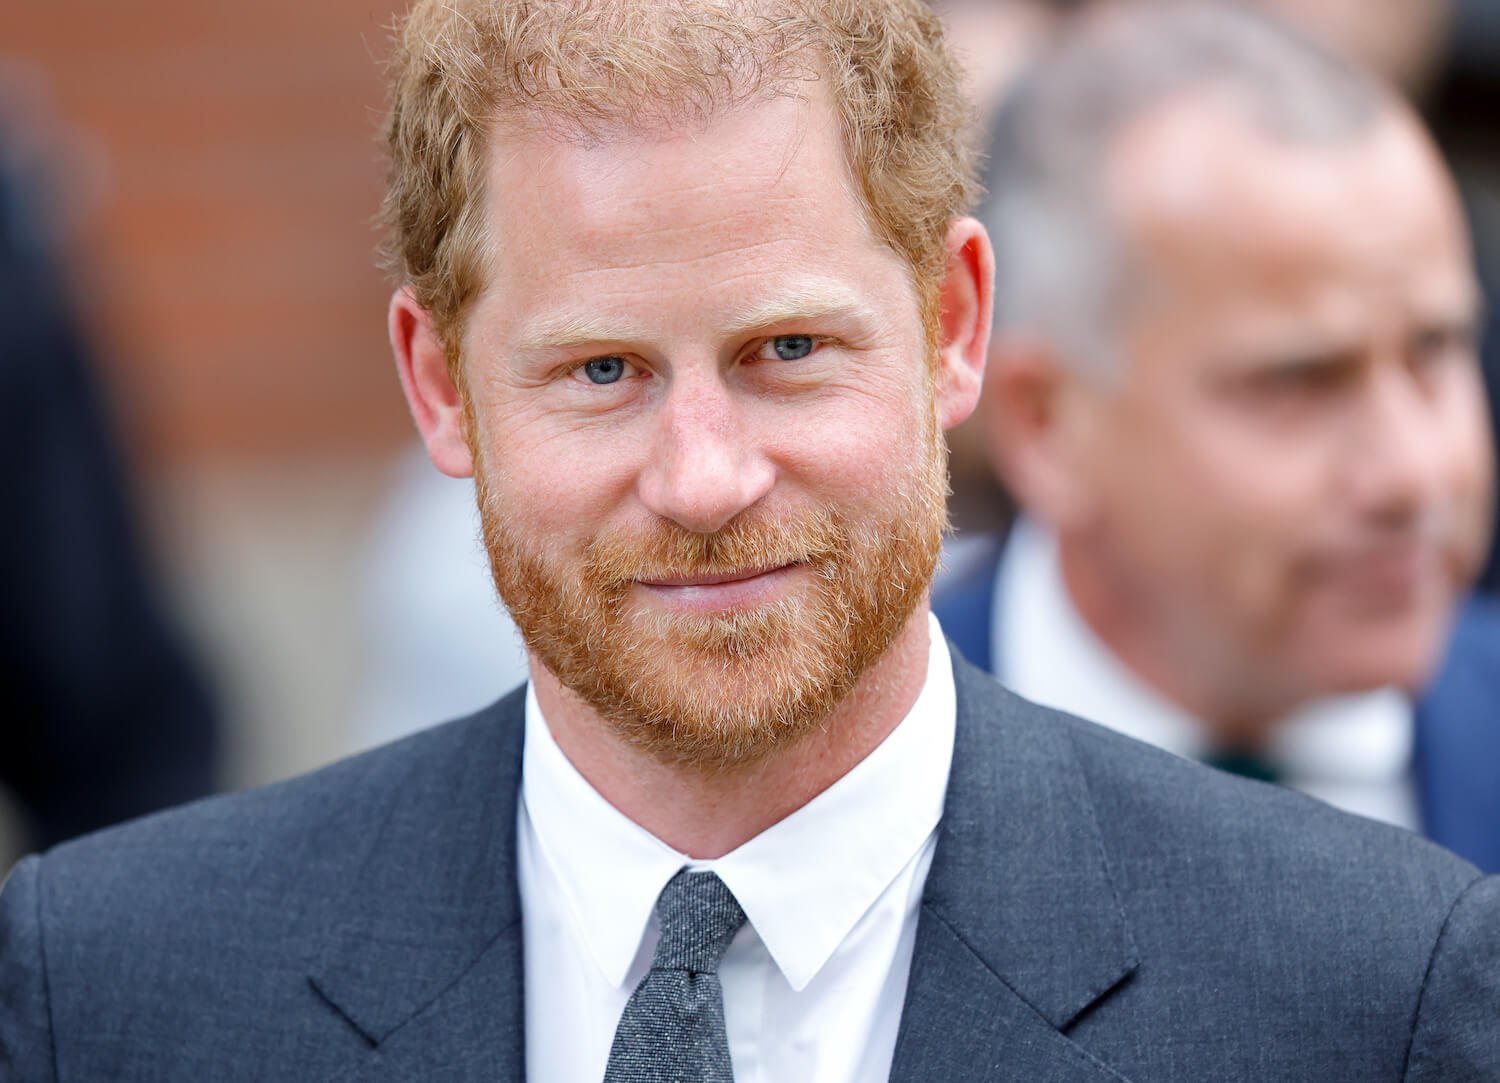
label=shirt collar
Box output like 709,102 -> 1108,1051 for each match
521,613 -> 955,993
521,682 -> 687,990
995,517 -> 1412,784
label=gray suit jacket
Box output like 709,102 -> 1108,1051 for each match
2,650 -> 1497,1080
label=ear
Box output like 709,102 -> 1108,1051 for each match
932,216 -> 994,432
981,332 -> 1101,532
389,287 -> 474,478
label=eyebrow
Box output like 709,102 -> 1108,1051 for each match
515,282 -> 880,354
518,315 -> 643,354
719,283 -> 881,337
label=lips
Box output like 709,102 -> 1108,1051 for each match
632,562 -> 806,614
1317,539 -> 1446,605
636,563 -> 795,588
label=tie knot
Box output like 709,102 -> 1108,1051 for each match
650,870 -> 746,974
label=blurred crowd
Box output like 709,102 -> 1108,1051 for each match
3,0 -> 1500,873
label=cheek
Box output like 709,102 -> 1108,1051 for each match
476,413 -> 642,541
1439,395 -> 1496,572
1102,411 -> 1321,593
1446,368 -> 1495,480
765,378 -> 935,498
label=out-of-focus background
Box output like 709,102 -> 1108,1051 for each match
2,0 -> 1498,865
0,1 -> 413,828
938,0 -> 1500,539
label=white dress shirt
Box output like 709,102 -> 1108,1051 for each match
993,518 -> 1419,830
518,613 -> 957,1083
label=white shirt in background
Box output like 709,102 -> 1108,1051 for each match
518,614 -> 956,1083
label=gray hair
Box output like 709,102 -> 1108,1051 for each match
981,1 -> 1390,379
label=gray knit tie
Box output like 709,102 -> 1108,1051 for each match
602,869 -> 747,1083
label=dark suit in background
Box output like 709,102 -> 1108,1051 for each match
1,655 -> 1496,1080
0,143 -> 218,849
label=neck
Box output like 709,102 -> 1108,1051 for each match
532,607 -> 933,858
1056,536 -> 1296,750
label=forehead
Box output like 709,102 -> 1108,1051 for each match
1107,97 -> 1473,317
471,84 -> 908,335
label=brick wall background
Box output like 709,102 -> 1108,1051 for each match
0,2 -> 431,808
0,0 -> 410,465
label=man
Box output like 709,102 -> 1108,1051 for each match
2,1 -> 1497,1080
936,3 -> 1500,872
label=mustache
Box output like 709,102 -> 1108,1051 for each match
583,507 -> 849,587
1320,507 -> 1458,557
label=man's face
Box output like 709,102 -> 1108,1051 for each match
458,87 -> 952,767
1065,102 -> 1492,721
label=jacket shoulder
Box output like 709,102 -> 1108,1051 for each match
947,664 -> 1497,1077
1059,702 -> 1479,896
38,689 -> 522,900
953,650 -> 1480,900
1449,592 -> 1500,654
0,691 -> 526,1079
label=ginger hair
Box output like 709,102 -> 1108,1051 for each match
379,0 -> 979,367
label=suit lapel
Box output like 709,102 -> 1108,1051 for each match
890,651 -> 1139,1079
327,923 -> 525,1082
303,646 -> 1145,1077
310,689 -> 529,1080
891,912 -> 1128,1082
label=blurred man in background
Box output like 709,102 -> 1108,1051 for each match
936,1 -> 1500,872
932,0 -> 1471,539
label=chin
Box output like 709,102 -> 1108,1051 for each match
1286,583 -> 1461,692
1305,625 -> 1453,697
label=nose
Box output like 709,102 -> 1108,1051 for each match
1346,362 -> 1448,526
636,374 -> 776,534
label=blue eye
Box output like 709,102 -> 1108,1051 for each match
771,335 -> 814,361
582,357 -> 626,384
